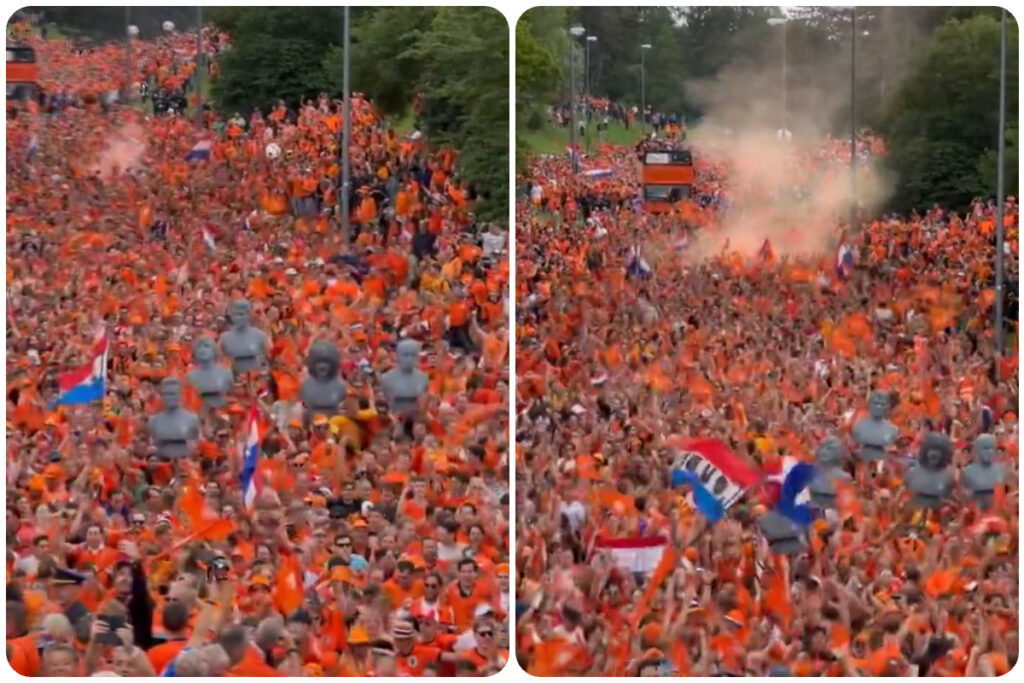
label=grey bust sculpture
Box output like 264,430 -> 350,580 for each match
906,432 -> 954,509
219,299 -> 269,375
851,391 -> 898,461
759,510 -> 807,556
962,434 -> 1004,509
148,377 -> 200,459
809,436 -> 852,509
186,338 -> 234,408
300,340 -> 347,421
380,338 -> 429,417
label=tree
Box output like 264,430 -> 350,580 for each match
322,7 -> 437,117
881,14 -> 1019,212
211,34 -> 331,114
412,8 -> 509,221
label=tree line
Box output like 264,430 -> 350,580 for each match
36,7 -> 509,222
517,6 -> 1018,214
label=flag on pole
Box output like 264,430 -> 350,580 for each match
201,226 -> 216,252
669,438 -> 760,521
594,535 -> 668,574
52,328 -> 108,406
239,406 -> 263,509
184,139 -> 211,162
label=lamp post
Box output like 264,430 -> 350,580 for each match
569,24 -> 585,173
124,8 -> 134,103
195,6 -> 203,128
586,34 -> 597,152
766,16 -> 787,134
341,6 -> 352,242
640,43 -> 652,139
849,8 -> 857,230
995,8 -> 1007,355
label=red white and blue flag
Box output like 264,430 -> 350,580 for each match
836,232 -> 855,281
669,438 -> 761,521
239,406 -> 263,509
53,329 -> 109,406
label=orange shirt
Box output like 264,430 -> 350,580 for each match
147,639 -> 189,674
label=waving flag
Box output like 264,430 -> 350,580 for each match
184,139 -> 211,162
765,457 -> 816,526
626,245 -> 652,279
669,438 -> 760,521
52,330 -> 109,406
595,535 -> 668,574
239,406 -> 263,509
583,168 -> 613,179
201,226 -> 216,252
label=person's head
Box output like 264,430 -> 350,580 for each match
42,643 -> 78,676
421,538 -> 438,563
112,562 -> 133,597
255,616 -> 284,653
162,601 -> 189,636
458,559 -> 478,590
287,610 -> 312,642
392,620 -> 415,655
199,644 -> 230,676
423,571 -> 443,601
167,579 -> 198,610
474,618 -> 496,653
219,625 -> 249,666
173,648 -> 208,676
334,534 -> 353,559
111,645 -> 139,676
6,601 -> 26,639
85,523 -> 105,549
395,559 -> 414,587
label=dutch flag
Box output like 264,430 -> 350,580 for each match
201,226 -> 216,252
762,456 -> 816,527
239,406 -> 263,509
184,139 -> 212,163
53,329 -> 109,407
626,244 -> 652,279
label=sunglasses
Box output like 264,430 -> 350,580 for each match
476,630 -> 494,638
424,582 -> 440,589
336,542 -> 351,548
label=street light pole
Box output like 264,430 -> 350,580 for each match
849,8 -> 857,230
124,7 -> 131,102
586,35 -> 596,152
767,17 -> 787,133
195,6 -> 203,128
342,6 -> 352,242
640,43 -> 652,139
995,8 -> 1007,355
569,24 -> 585,174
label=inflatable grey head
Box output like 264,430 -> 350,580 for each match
809,436 -> 852,509
962,434 -> 1004,509
148,377 -> 200,459
906,432 -> 954,509
187,337 -> 233,408
852,390 -> 897,462
300,340 -> 346,420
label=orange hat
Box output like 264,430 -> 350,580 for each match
249,574 -> 271,590
28,475 -> 46,493
347,624 -> 370,645
329,566 -> 354,584
350,518 -> 368,529
495,563 -> 509,577
43,464 -> 64,479
724,609 -> 745,627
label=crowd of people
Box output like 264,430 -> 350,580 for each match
514,123 -> 1018,675
7,23 -> 509,677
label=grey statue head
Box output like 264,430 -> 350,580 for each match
161,377 -> 183,411
306,340 -> 340,381
918,432 -> 952,471
973,434 -> 998,467
193,337 -> 217,365
816,436 -> 848,467
396,339 -> 420,373
868,390 -> 891,420
229,299 -> 251,330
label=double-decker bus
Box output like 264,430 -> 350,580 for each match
641,148 -> 694,214
7,45 -> 38,103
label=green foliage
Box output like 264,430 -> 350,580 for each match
205,7 -> 508,218
323,7 -> 437,116
27,6 -> 199,40
212,34 -> 331,114
881,14 -> 1018,211
412,8 -> 509,221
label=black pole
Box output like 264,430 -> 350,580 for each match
850,8 -> 857,230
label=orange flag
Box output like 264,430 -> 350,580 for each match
274,552 -> 305,617
835,480 -> 862,523
630,546 -> 678,629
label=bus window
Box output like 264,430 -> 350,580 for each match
644,185 -> 692,202
644,149 -> 692,165
6,47 -> 36,63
